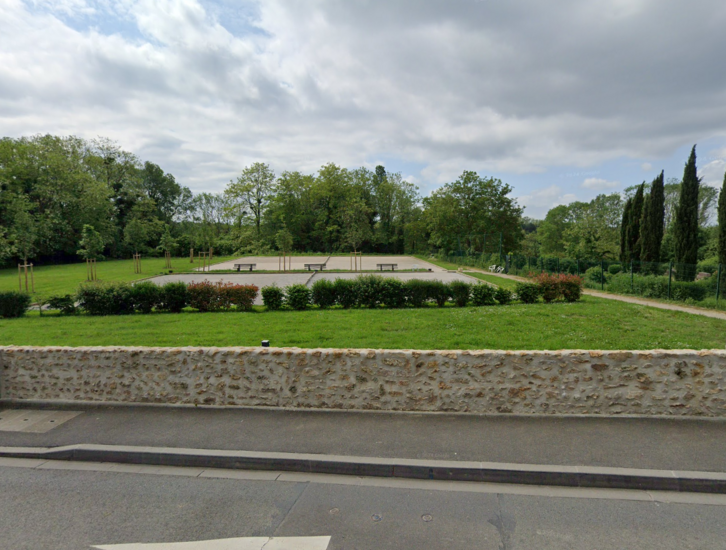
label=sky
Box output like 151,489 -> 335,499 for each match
2,0 -> 726,219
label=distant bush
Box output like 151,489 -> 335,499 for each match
449,281 -> 471,307
429,280 -> 451,307
77,282 -> 134,315
158,282 -> 188,313
333,278 -> 359,308
0,291 -> 32,318
471,283 -> 496,306
584,266 -> 607,285
286,284 -> 311,310
697,257 -> 720,275
131,281 -> 161,313
494,287 -> 513,305
608,264 -> 622,275
379,278 -> 407,308
261,285 -> 285,310
311,279 -> 336,308
515,282 -> 541,304
187,281 -> 227,312
44,294 -> 76,315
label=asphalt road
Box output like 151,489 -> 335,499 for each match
2,464 -> 726,550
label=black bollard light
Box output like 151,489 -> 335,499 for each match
261,340 -> 270,347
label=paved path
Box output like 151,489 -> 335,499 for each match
3,405 -> 726,472
466,269 -> 726,321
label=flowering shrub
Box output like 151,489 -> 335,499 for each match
531,272 -> 583,303
187,281 -> 227,312
221,283 -> 258,311
558,274 -> 584,302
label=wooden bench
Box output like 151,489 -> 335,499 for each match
233,263 -> 256,272
304,263 -> 326,271
376,263 -> 398,271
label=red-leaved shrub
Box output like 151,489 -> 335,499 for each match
558,274 -> 583,302
187,281 -> 258,312
531,273 -> 583,303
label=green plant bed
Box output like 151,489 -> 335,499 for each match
2,296 -> 724,350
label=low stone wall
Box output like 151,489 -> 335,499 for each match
1,346 -> 726,416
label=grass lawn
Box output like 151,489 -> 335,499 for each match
0,256 -> 238,303
465,272 -> 519,290
1,295 -> 724,349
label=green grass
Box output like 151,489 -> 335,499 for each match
0,256 -> 238,303
465,272 -> 519,290
1,296 -> 724,349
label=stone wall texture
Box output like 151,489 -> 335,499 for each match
2,346 -> 726,416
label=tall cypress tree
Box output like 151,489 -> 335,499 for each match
620,198 -> 632,263
673,145 -> 700,280
640,170 -> 665,264
629,183 -> 645,262
718,169 -> 726,266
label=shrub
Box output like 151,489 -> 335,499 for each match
379,278 -> 407,308
533,272 -> 561,303
449,281 -> 471,307
286,284 -> 311,310
131,281 -> 161,313
224,284 -> 258,311
697,257 -> 720,275
44,294 -> 76,315
311,279 -> 336,308
671,280 -> 708,302
429,280 -> 451,307
187,281 -> 226,312
608,264 -> 622,275
357,275 -> 384,309
471,283 -> 496,306
158,282 -> 188,313
494,287 -> 513,305
77,282 -> 135,315
405,279 -> 430,307
584,266 -> 607,285
559,274 -> 584,302
334,278 -> 359,308
261,285 -> 285,310
0,291 -> 32,318
515,282 -> 541,304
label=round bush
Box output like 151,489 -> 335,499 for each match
311,279 -> 336,308
76,282 -> 135,315
405,279 -> 430,308
357,275 -> 384,309
471,284 -> 496,306
494,287 -> 513,305
379,278 -> 407,308
515,282 -> 541,304
43,295 -> 76,315
159,282 -> 188,313
333,278 -> 359,308
429,280 -> 451,307
131,281 -> 161,313
0,291 -> 32,318
449,281 -> 471,307
261,285 -> 285,310
285,284 -> 311,310
608,264 -> 622,275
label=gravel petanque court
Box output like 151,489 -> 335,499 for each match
203,255 -> 446,272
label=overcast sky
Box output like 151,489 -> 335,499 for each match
2,0 -> 726,218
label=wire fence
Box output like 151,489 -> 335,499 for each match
435,251 -> 726,309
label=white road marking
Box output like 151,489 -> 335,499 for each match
91,535 -> 331,549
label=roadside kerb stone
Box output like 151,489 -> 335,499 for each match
1,444 -> 725,494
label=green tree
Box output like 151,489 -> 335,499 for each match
275,228 -> 294,254
640,171 -> 665,265
539,205 -> 570,256
718,170 -> 726,266
77,225 -> 105,260
620,198 -> 632,262
628,183 -> 645,262
226,162 -> 276,238
563,194 -> 622,259
673,146 -> 701,280
8,196 -> 37,263
157,226 -> 177,255
341,197 -> 372,253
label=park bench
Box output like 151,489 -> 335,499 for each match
376,263 -> 398,271
233,263 -> 256,272
304,263 -> 326,271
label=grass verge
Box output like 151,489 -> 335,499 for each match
1,296 -> 724,349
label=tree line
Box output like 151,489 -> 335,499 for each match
0,134 -> 524,266
529,146 -> 726,280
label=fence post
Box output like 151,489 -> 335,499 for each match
668,261 -> 673,300
600,259 -> 604,291
717,263 -> 722,304
498,232 -> 503,266
630,260 -> 634,292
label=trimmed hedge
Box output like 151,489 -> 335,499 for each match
77,282 -> 135,315
286,284 -> 311,310
43,295 -> 76,315
449,281 -> 471,307
311,279 -> 336,308
158,282 -> 188,313
0,291 -> 32,318
261,285 -> 285,310
515,282 -> 541,304
471,284 -> 496,306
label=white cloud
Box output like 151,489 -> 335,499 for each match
581,177 -> 619,190
2,0 -> 726,193
517,185 -> 580,218
641,162 -> 652,170
700,159 -> 726,188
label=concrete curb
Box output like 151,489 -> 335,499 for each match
2,444 -> 725,494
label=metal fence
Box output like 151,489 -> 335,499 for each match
436,251 -> 726,308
